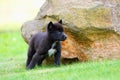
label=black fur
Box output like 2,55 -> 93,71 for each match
26,20 -> 67,69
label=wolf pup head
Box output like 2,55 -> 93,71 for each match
47,20 -> 67,41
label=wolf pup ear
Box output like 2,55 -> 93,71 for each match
48,21 -> 53,26
59,19 -> 62,24
47,21 -> 54,31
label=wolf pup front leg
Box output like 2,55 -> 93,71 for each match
54,42 -> 61,66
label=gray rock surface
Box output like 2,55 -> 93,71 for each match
21,0 -> 120,63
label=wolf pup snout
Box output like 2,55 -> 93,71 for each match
26,20 -> 67,69
61,32 -> 67,41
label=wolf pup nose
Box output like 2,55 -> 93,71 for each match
26,20 -> 67,69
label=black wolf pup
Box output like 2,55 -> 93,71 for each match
26,20 -> 67,69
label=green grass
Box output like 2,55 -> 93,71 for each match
0,23 -> 22,31
0,28 -> 120,80
0,31 -> 27,57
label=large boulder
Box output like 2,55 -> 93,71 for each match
21,0 -> 120,63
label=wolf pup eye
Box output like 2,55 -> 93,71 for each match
57,31 -> 61,34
